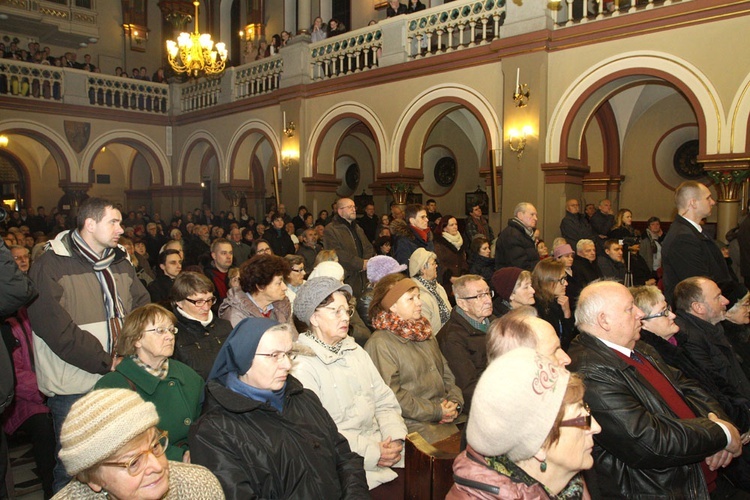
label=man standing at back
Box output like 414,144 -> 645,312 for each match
662,181 -> 734,299
495,202 -> 539,271
28,197 -> 150,492
324,197 -> 375,297
560,198 -> 597,250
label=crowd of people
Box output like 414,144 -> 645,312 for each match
3,180 -> 750,498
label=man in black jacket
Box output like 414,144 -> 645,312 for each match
569,281 -> 743,498
560,198 -> 597,250
495,202 -> 539,271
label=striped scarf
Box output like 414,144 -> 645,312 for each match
415,276 -> 451,325
70,230 -> 125,356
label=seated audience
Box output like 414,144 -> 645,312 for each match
432,214 -> 468,303
55,389 -> 222,498
468,235 -> 495,284
291,277 -> 407,490
597,238 -> 625,283
170,272 -> 232,380
365,273 -> 463,444
148,249 -> 182,304
189,318 -> 369,498
532,259 -> 576,350
94,304 -> 203,462
358,255 -> 406,331
721,282 -> 750,381
568,239 -> 601,307
449,348 -> 600,498
284,254 -> 307,305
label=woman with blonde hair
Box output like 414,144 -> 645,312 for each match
532,259 -> 576,349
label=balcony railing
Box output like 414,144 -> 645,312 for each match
87,74 -> 169,113
0,59 -> 64,101
309,25 -> 382,81
234,55 -> 283,99
180,77 -> 221,112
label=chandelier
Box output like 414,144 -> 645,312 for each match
166,0 -> 227,78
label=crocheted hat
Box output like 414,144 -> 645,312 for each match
408,248 -> 436,278
367,255 -> 406,283
467,347 -> 570,461
58,389 -> 159,475
294,276 -> 353,325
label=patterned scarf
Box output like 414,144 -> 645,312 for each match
512,217 -> 535,239
441,231 -> 464,251
70,230 -> 125,356
485,454 -> 585,500
303,331 -> 344,355
415,276 -> 450,325
372,310 -> 432,341
132,355 -> 169,380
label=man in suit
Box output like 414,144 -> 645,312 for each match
662,181 -> 734,300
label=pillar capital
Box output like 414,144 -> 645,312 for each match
699,154 -> 750,202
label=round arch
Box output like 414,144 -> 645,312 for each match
178,131 -> 223,185
81,130 -> 170,186
306,102 -> 388,178
225,120 -> 280,184
391,84 -> 501,174
728,73 -> 750,154
546,51 -> 725,163
0,120 -> 77,183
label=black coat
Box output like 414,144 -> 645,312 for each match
662,216 -> 733,299
494,219 -> 538,271
568,255 -> 602,306
147,274 -> 174,305
569,333 -> 728,499
172,308 -> 233,380
534,299 -> 576,350
469,254 -> 494,286
190,376 -> 369,499
559,211 -> 596,249
265,228 -> 295,257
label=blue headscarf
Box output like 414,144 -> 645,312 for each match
207,317 -> 288,411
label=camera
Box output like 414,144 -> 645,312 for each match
619,237 -> 639,246
0,207 -> 7,224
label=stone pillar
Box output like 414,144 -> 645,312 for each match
220,183 -> 251,219
703,164 -> 750,243
297,0 -> 311,35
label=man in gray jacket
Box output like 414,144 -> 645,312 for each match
324,198 -> 375,298
28,197 -> 150,493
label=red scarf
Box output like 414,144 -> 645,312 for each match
372,310 -> 432,341
412,225 -> 430,243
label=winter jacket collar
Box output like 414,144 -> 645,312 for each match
207,375 -> 304,413
298,333 -> 358,365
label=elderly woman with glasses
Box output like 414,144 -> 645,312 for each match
448,348 -> 600,498
291,277 -> 407,491
189,317 -> 369,498
169,272 -> 233,380
94,304 -> 204,463
54,388 -> 222,499
532,259 -> 576,350
409,248 -> 452,334
632,285 -> 750,443
365,273 -> 464,444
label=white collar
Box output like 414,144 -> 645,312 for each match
596,336 -> 633,357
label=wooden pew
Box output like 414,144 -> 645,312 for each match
404,431 -> 462,500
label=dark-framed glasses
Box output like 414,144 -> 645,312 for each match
560,403 -> 592,430
184,296 -> 217,307
256,350 -> 298,362
100,430 -> 168,476
290,267 -> 306,274
459,290 -> 494,301
554,276 -> 568,284
144,326 -> 178,336
642,305 -> 671,321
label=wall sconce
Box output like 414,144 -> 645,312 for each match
508,126 -> 533,159
282,111 -> 295,138
281,148 -> 299,171
0,135 -> 8,147
513,68 -> 530,108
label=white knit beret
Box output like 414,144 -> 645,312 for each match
59,389 -> 160,475
308,261 -> 345,281
408,248 -> 436,278
467,347 -> 570,461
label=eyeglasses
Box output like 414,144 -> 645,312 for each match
339,204 -> 356,210
459,290 -> 494,301
143,326 -> 178,335
255,350 -> 298,362
257,247 -> 273,255
290,267 -> 306,274
184,296 -> 217,308
642,305 -> 672,321
560,403 -> 592,430
319,306 -> 354,318
100,430 -> 168,476
553,276 -> 568,284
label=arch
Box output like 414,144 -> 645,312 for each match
307,102 -> 387,178
81,130 -> 170,186
728,73 -> 750,154
547,51 -> 724,163
225,120 -> 280,184
178,130 -> 223,185
392,84 -> 501,174
0,148 -> 32,207
0,120 -> 77,183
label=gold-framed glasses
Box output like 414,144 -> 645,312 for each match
100,430 -> 168,476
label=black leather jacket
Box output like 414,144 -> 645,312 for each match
569,333 -> 728,499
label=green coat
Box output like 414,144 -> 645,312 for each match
94,357 -> 204,461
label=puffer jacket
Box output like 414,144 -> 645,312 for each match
391,218 -> 434,266
28,230 -> 150,396
291,334 -> 407,489
189,376 -> 369,500
218,287 -> 295,332
568,333 -> 728,499
494,219 -> 538,272
172,307 -> 233,380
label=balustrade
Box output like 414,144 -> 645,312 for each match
234,56 -> 283,99
180,77 -> 222,112
309,25 -> 382,81
87,75 -> 168,113
0,59 -> 63,101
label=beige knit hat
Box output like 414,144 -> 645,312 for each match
467,347 -> 570,462
408,248 -> 436,277
59,389 -> 160,475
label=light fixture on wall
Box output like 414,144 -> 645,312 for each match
166,0 -> 227,78
281,148 -> 299,171
508,126 -> 533,159
282,111 -> 295,138
0,135 -> 8,147
513,68 -> 530,108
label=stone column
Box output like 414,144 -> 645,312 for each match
703,164 -> 750,243
297,0 -> 311,35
